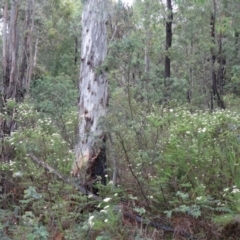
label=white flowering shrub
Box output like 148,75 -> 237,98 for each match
0,99 -> 83,239
148,108 -> 240,214
31,75 -> 78,148
2,91 -> 240,239
107,93 -> 240,219
78,195 -> 124,239
159,109 -> 240,193
1,100 -> 75,178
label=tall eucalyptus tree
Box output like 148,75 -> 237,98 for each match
2,0 -> 35,104
73,0 -> 108,192
1,0 -> 36,152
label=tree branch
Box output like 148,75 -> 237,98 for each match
27,153 -> 194,238
27,153 -> 101,201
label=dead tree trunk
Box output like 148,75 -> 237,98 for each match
73,0 -> 108,193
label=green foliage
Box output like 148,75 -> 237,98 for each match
108,89 -> 240,223
36,0 -> 81,77
0,98 -> 126,240
3,0 -> 240,239
1,101 -> 75,178
30,75 -> 78,147
27,225 -> 49,240
0,99 -> 79,239
31,75 -> 78,116
20,208 -> 49,240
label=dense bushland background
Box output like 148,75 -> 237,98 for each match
2,0 -> 240,239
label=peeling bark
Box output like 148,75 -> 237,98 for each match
73,0 -> 108,192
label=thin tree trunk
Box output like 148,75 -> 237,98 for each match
164,0 -> 172,79
216,1 -> 227,99
187,41 -> 193,103
210,0 -> 225,109
33,38 -> 39,68
19,0 -> 35,97
73,0 -> 108,193
74,36 -> 78,66
6,0 -> 19,100
235,31 -> 239,59
26,0 -> 35,95
2,1 -> 8,107
144,31 -> 150,83
164,0 -> 173,103
143,1 -> 151,102
217,33 -> 225,97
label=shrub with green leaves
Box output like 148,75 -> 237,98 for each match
107,94 -> 240,219
149,108 -> 240,213
31,75 -> 78,116
1,100 -> 75,178
159,108 -> 240,195
31,75 -> 78,148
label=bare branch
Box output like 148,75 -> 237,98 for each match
27,153 -> 101,201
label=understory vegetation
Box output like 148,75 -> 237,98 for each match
2,0 -> 240,239
2,91 -> 240,239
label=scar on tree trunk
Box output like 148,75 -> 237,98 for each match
84,137 -> 107,195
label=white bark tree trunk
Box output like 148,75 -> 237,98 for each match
2,1 -> 8,97
73,0 -> 108,191
7,0 -> 19,100
1,0 -> 36,161
2,0 -> 35,103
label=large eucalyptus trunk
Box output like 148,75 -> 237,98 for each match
73,0 -> 108,192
